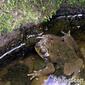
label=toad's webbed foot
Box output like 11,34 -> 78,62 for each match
27,70 -> 41,80
27,63 -> 55,80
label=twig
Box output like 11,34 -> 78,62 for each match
0,43 -> 26,59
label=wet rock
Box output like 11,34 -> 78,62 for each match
5,63 -> 31,85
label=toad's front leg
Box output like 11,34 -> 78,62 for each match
27,63 -> 55,80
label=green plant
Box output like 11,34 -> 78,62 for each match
0,0 -> 63,33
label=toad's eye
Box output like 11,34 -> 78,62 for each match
40,48 -> 46,54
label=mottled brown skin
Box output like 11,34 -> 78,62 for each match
62,31 -> 85,62
27,33 -> 83,79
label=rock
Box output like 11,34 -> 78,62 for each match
5,63 -> 31,85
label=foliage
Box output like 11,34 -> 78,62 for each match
0,0 -> 85,33
67,0 -> 85,6
0,0 -> 63,33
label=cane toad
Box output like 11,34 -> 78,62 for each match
27,32 -> 83,80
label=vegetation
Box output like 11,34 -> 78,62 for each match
0,0 -> 85,33
0,0 -> 63,33
68,0 -> 85,6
